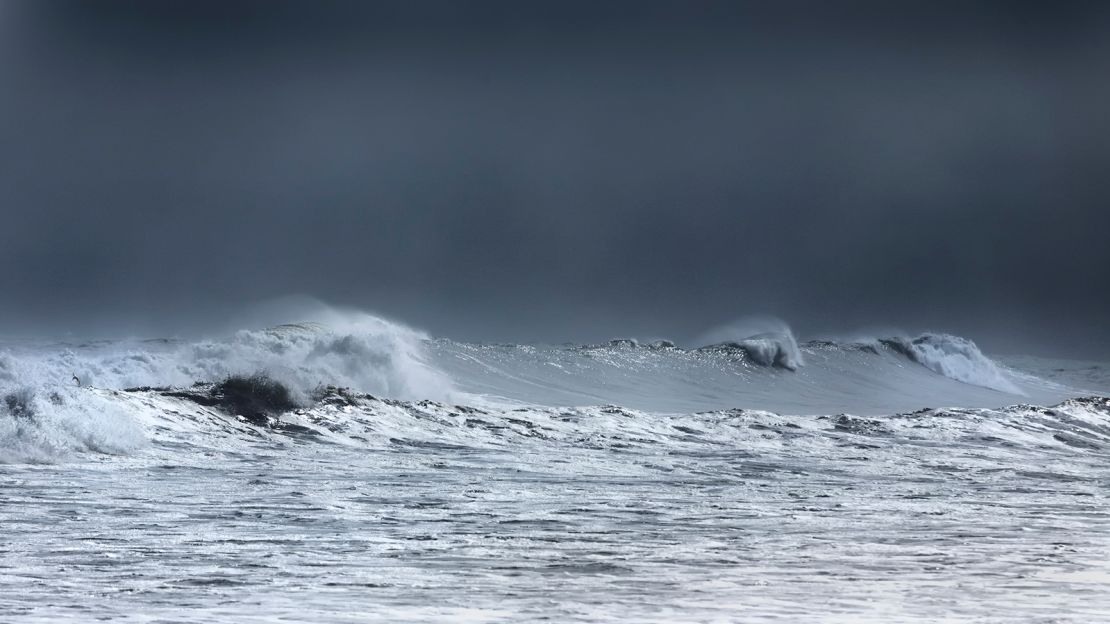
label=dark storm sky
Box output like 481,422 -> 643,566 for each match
1,1 -> 1108,355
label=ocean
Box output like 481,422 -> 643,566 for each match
2,311 -> 1109,622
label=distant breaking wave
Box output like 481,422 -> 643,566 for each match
877,333 -> 1023,394
695,316 -> 804,370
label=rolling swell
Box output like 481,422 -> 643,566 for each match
427,330 -> 1079,414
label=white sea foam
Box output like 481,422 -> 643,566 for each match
0,384 -> 146,463
2,310 -> 1106,623
886,333 -> 1024,395
0,306 -> 455,403
0,305 -> 455,460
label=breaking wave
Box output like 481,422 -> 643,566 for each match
0,308 -> 454,402
879,333 -> 1023,395
0,306 -> 453,461
696,316 -> 804,370
1,307 -> 1106,463
0,381 -> 146,463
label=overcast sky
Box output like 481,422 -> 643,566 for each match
1,1 -> 1108,355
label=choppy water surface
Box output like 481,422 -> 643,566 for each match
2,316 -> 1109,622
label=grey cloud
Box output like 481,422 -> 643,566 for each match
1,1 -> 1108,356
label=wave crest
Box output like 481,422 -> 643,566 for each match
696,317 -> 804,370
881,333 -> 1023,394
0,308 -> 455,404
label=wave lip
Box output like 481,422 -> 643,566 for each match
698,334 -> 803,370
880,333 -> 1023,394
696,317 -> 804,370
737,333 -> 803,370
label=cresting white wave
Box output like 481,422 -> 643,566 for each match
1,310 -> 454,402
429,328 -> 1045,415
1,308 -> 1103,462
692,318 -> 1027,395
696,316 -> 804,370
879,333 -> 1024,395
0,381 -> 146,463
696,322 -> 1022,393
0,308 -> 454,461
